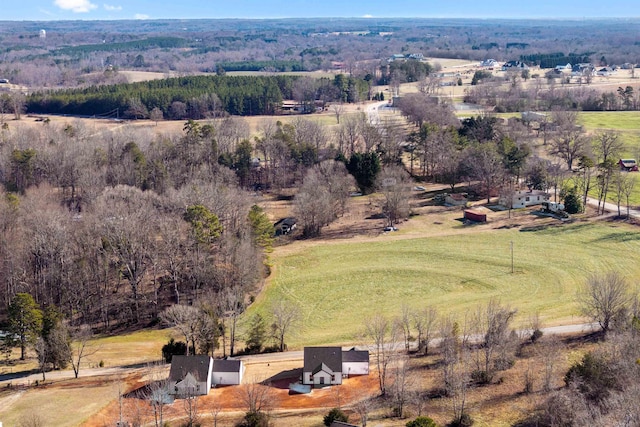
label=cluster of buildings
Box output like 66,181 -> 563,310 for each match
167,346 -> 369,398
387,53 -> 425,62
480,58 -> 623,77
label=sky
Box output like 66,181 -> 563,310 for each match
3,0 -> 640,21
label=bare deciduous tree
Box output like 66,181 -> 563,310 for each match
389,354 -> 414,418
149,107 -> 163,125
620,172 -> 637,219
293,160 -> 355,237
364,313 -> 400,396
270,300 -> 301,352
413,306 -> 438,356
378,165 -> 412,227
396,304 -> 413,353
352,397 -> 375,427
538,336 -> 563,392
145,362 -> 171,427
473,299 -> 517,383
70,324 -> 99,379
549,110 -> 588,171
579,271 -> 631,334
331,103 -> 345,124
236,379 -> 277,414
160,304 -> 201,355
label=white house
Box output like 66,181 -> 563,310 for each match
500,190 -> 550,209
211,359 -> 245,386
303,347 -> 343,386
480,59 -> 499,68
168,355 -> 213,397
341,348 -> 369,376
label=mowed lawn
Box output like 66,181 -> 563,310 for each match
579,111 -> 640,157
248,221 -> 640,347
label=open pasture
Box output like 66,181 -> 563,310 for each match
247,219 -> 640,347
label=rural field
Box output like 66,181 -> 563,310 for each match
248,199 -> 640,347
1,199 -> 628,427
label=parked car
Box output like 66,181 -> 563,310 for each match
383,226 -> 398,232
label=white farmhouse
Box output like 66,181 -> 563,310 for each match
500,190 -> 550,209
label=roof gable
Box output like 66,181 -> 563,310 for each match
312,362 -> 335,375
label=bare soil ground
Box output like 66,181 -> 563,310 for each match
73,330 -> 597,427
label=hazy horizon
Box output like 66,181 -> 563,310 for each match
5,0 -> 640,21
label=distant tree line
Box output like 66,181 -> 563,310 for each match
53,36 -> 191,57
26,74 -> 371,118
214,60 -> 304,72
27,75 -> 294,117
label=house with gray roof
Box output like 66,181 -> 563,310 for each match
168,355 -> 213,397
303,347 -> 343,386
303,347 -> 370,386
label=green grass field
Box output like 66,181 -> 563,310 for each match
578,111 -> 640,159
246,220 -> 640,347
578,111 -> 640,131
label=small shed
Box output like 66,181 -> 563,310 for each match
464,210 -> 486,223
211,359 -> 245,386
619,159 -> 638,172
274,217 -> 297,235
445,193 -> 468,206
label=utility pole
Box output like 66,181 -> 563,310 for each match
510,241 -> 514,274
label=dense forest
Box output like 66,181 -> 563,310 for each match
25,74 -> 372,118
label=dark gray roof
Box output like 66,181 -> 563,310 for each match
330,422 -> 359,427
274,217 -> 296,227
342,349 -> 369,363
304,347 -> 342,374
169,355 -> 211,382
212,359 -> 242,373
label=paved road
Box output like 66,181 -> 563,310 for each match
0,322 -> 599,387
365,100 -> 391,126
585,196 -> 640,219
